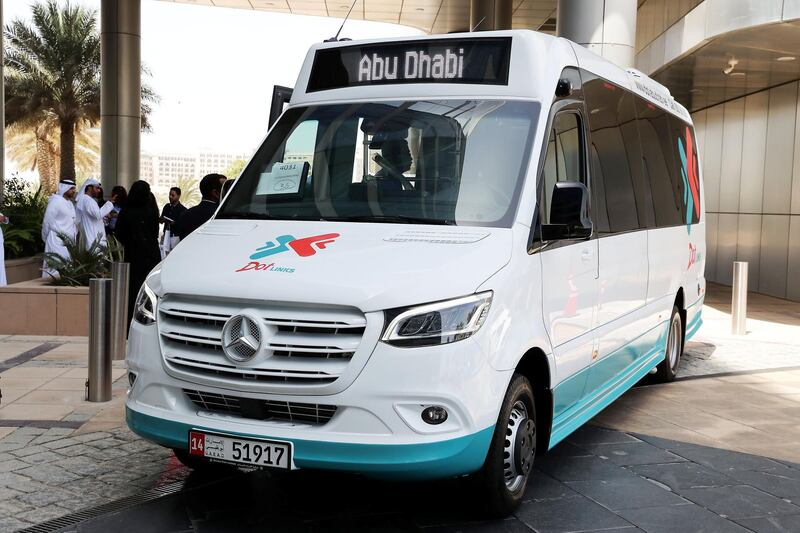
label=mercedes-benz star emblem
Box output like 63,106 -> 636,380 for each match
221,314 -> 263,363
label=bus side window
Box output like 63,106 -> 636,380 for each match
635,100 -> 683,227
541,112 -> 584,224
583,78 -> 642,234
667,116 -> 701,226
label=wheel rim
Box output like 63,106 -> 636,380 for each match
503,400 -> 535,492
667,315 -> 682,370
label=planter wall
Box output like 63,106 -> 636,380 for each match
4,255 -> 43,285
0,279 -> 89,336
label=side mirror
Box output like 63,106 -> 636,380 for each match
541,182 -> 592,242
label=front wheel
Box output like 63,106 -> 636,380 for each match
475,374 -> 536,517
654,306 -> 684,383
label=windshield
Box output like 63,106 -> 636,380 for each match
219,100 -> 540,227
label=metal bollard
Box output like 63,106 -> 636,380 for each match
731,261 -> 748,335
110,262 -> 130,361
88,278 -> 113,402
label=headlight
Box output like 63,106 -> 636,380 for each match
382,292 -> 492,347
133,282 -> 158,325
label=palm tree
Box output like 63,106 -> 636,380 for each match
4,0 -> 157,184
175,175 -> 201,207
5,120 -> 58,193
223,158 -> 247,179
6,117 -> 100,194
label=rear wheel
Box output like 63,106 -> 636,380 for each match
476,374 -> 536,517
655,306 -> 684,383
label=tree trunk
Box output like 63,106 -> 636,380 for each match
35,135 -> 58,195
59,118 -> 77,182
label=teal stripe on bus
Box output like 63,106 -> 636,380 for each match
549,320 -> 668,449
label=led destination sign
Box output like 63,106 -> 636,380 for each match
307,38 -> 511,92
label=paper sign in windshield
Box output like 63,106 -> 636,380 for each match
256,162 -> 309,197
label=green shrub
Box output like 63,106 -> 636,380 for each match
44,232 -> 124,287
1,174 -> 47,259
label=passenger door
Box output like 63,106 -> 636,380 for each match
582,76 -> 651,398
537,108 -> 599,418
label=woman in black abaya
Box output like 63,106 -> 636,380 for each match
115,180 -> 162,327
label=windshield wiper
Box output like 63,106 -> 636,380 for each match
323,215 -> 456,226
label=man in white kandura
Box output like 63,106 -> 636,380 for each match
0,211 -> 9,287
42,179 -> 78,279
76,178 -> 114,250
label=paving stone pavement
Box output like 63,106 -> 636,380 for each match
681,338 -> 800,378
0,387 -> 796,532
13,423 -> 796,533
0,426 -> 189,532
679,284 -> 800,378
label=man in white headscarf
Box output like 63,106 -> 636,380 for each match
42,179 -> 78,279
0,211 -> 9,287
76,178 -> 114,250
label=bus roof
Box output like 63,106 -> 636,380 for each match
289,30 -> 691,124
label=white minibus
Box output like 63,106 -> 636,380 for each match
126,30 -> 705,515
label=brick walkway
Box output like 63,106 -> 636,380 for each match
21,422 -> 800,533
0,427 -> 187,532
680,283 -> 800,378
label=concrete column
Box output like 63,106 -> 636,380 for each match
101,0 -> 141,190
470,0 -> 513,31
0,0 -> 5,204
556,0 -> 637,68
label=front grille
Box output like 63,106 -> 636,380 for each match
157,296 -> 368,389
272,347 -> 355,359
169,357 -> 338,384
184,389 -> 337,425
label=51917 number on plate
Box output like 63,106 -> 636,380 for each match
189,431 -> 291,469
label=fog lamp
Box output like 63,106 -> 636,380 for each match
421,406 -> 448,425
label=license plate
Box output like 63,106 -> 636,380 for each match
189,431 -> 292,469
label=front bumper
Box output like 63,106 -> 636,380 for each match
125,319 -> 510,480
126,406 -> 493,479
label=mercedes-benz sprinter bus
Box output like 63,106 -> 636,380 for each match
126,30 -> 705,515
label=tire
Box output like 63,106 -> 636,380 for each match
655,306 -> 684,383
475,373 -> 536,517
173,448 -> 236,475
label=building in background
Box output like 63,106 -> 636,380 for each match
141,150 -> 251,189
634,0 -> 800,302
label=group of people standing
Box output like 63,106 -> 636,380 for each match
41,178 -> 117,277
39,173 -> 227,320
